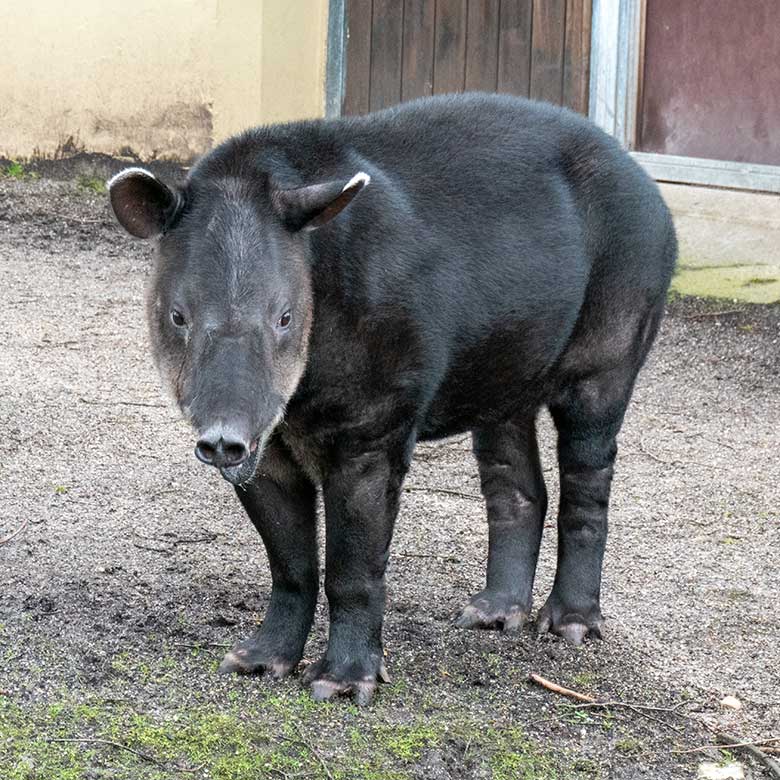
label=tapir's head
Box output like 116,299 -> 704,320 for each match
108,163 -> 369,484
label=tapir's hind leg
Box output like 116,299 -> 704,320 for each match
539,302 -> 665,644
455,415 -> 547,631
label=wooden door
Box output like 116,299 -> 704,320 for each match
342,0 -> 592,116
638,0 -> 780,165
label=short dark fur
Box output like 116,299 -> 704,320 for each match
109,93 -> 676,704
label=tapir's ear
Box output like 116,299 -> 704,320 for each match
273,171 -> 370,232
108,167 -> 181,239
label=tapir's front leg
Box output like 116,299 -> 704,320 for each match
304,430 -> 413,705
219,439 -> 318,678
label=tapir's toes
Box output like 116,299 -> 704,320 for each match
537,596 -> 604,645
454,590 -> 530,632
303,657 -> 390,706
218,646 -> 296,679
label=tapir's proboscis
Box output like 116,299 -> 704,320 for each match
108,94 -> 676,705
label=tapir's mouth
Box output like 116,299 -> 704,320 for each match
219,443 -> 260,486
210,409 -> 285,487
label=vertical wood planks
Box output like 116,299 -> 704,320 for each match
465,0 -> 500,92
530,0 -> 567,104
497,0 -> 534,96
370,0 -> 404,111
433,0 -> 467,93
562,0 -> 592,113
402,0 -> 436,100
342,0 -> 373,115
343,0 -> 592,115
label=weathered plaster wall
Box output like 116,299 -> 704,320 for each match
0,0 -> 329,161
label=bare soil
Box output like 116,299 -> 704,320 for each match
0,175 -> 778,779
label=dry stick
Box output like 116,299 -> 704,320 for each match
561,700 -> 690,715
710,733 -> 780,780
636,438 -> 722,472
530,675 -> 779,772
44,738 -> 201,773
528,674 -> 685,734
395,551 -> 461,562
637,438 -> 677,466
527,674 -> 595,703
0,516 -> 29,546
403,486 -> 482,501
285,723 -> 335,780
78,397 -> 167,408
676,736 -> 780,754
682,309 -> 744,319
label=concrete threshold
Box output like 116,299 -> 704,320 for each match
659,183 -> 780,304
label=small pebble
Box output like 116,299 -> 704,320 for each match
720,695 -> 743,710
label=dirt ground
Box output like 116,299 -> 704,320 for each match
0,175 -> 778,779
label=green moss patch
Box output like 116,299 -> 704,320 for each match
673,262 -> 780,303
0,694 -> 566,780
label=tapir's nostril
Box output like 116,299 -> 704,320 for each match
194,440 -> 217,465
195,428 -> 250,469
221,441 -> 249,467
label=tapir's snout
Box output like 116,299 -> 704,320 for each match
194,424 -> 255,469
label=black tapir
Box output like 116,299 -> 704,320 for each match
108,93 -> 676,704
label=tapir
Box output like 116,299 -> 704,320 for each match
108,93 -> 676,704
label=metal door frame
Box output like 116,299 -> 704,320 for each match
589,0 -> 780,192
325,0 -> 346,118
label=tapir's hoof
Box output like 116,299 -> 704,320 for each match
302,655 -> 390,706
454,590 -> 530,632
537,596 -> 604,645
218,643 -> 297,679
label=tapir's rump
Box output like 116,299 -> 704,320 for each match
108,93 -> 676,703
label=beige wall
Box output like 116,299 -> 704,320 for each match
0,0 -> 330,161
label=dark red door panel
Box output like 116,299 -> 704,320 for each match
639,0 -> 780,165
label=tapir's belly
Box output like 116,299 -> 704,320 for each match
416,314 -> 574,440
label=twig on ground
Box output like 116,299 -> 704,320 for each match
676,736 -> 780,753
685,432 -> 737,451
79,397 -> 167,408
0,516 -> 29,546
38,340 -> 80,348
283,723 -> 335,780
634,438 -> 723,472
637,438 -> 678,466
676,733 -> 780,779
132,529 -> 220,554
561,700 -> 689,715
533,673 -> 780,773
174,642 -> 231,650
682,309 -> 744,320
395,551 -> 461,563
403,486 -> 481,501
44,737 -> 201,773
527,673 -> 595,703
132,543 -> 173,554
528,674 -> 685,733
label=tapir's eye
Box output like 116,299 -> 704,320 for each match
277,310 -> 292,330
170,310 -> 186,328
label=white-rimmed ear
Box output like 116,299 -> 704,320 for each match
108,167 -> 180,239
273,171 -> 370,232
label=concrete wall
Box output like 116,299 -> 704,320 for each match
0,0 -> 330,162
